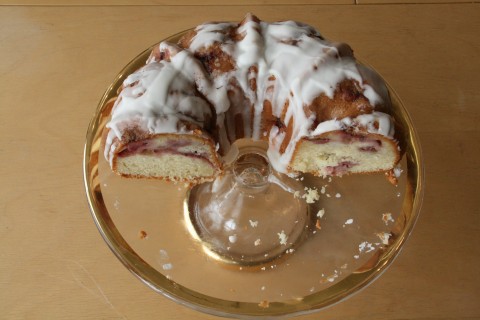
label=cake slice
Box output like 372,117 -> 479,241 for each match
111,133 -> 221,182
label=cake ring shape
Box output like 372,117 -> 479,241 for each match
103,14 -> 402,182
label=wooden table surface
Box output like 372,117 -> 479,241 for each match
1,2 -> 479,319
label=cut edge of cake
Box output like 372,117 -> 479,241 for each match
109,133 -> 222,183
290,131 -> 400,177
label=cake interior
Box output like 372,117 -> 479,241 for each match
114,134 -> 219,181
291,131 -> 398,176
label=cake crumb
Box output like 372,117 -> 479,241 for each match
327,274 -> 338,282
249,219 -> 259,228
139,230 -> 148,239
320,186 -> 326,194
258,300 -> 270,308
261,286 -> 266,291
317,208 -> 325,218
293,190 -> 301,198
277,230 -> 288,245
254,239 -> 261,246
302,188 -> 320,203
382,213 -> 394,225
315,219 -> 322,230
385,166 -> 402,186
394,165 -> 403,178
376,232 -> 391,245
340,263 -> 348,269
225,219 -> 236,231
335,193 -> 342,198
229,234 -> 237,243
359,241 -> 375,253
343,219 -> 354,227
354,255 -> 360,259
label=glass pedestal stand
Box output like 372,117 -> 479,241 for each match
185,141 -> 312,267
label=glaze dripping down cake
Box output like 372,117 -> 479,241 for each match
103,14 -> 401,182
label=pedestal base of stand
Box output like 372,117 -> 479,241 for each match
184,143 -> 312,267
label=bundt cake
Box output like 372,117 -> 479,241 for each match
103,14 -> 401,182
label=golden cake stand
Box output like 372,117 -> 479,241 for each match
83,30 -> 424,318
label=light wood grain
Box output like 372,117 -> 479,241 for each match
2,0 -> 477,5
0,0 -> 354,4
358,0 -> 479,4
1,3 -> 479,320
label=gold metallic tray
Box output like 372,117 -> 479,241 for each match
83,30 -> 424,318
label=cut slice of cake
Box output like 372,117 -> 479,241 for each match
110,134 -> 221,182
291,132 -> 399,177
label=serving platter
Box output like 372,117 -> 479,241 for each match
83,29 -> 424,318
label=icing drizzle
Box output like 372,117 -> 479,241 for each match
105,14 -> 394,173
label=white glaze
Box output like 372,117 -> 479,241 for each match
105,14 -> 393,173
310,111 -> 394,138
